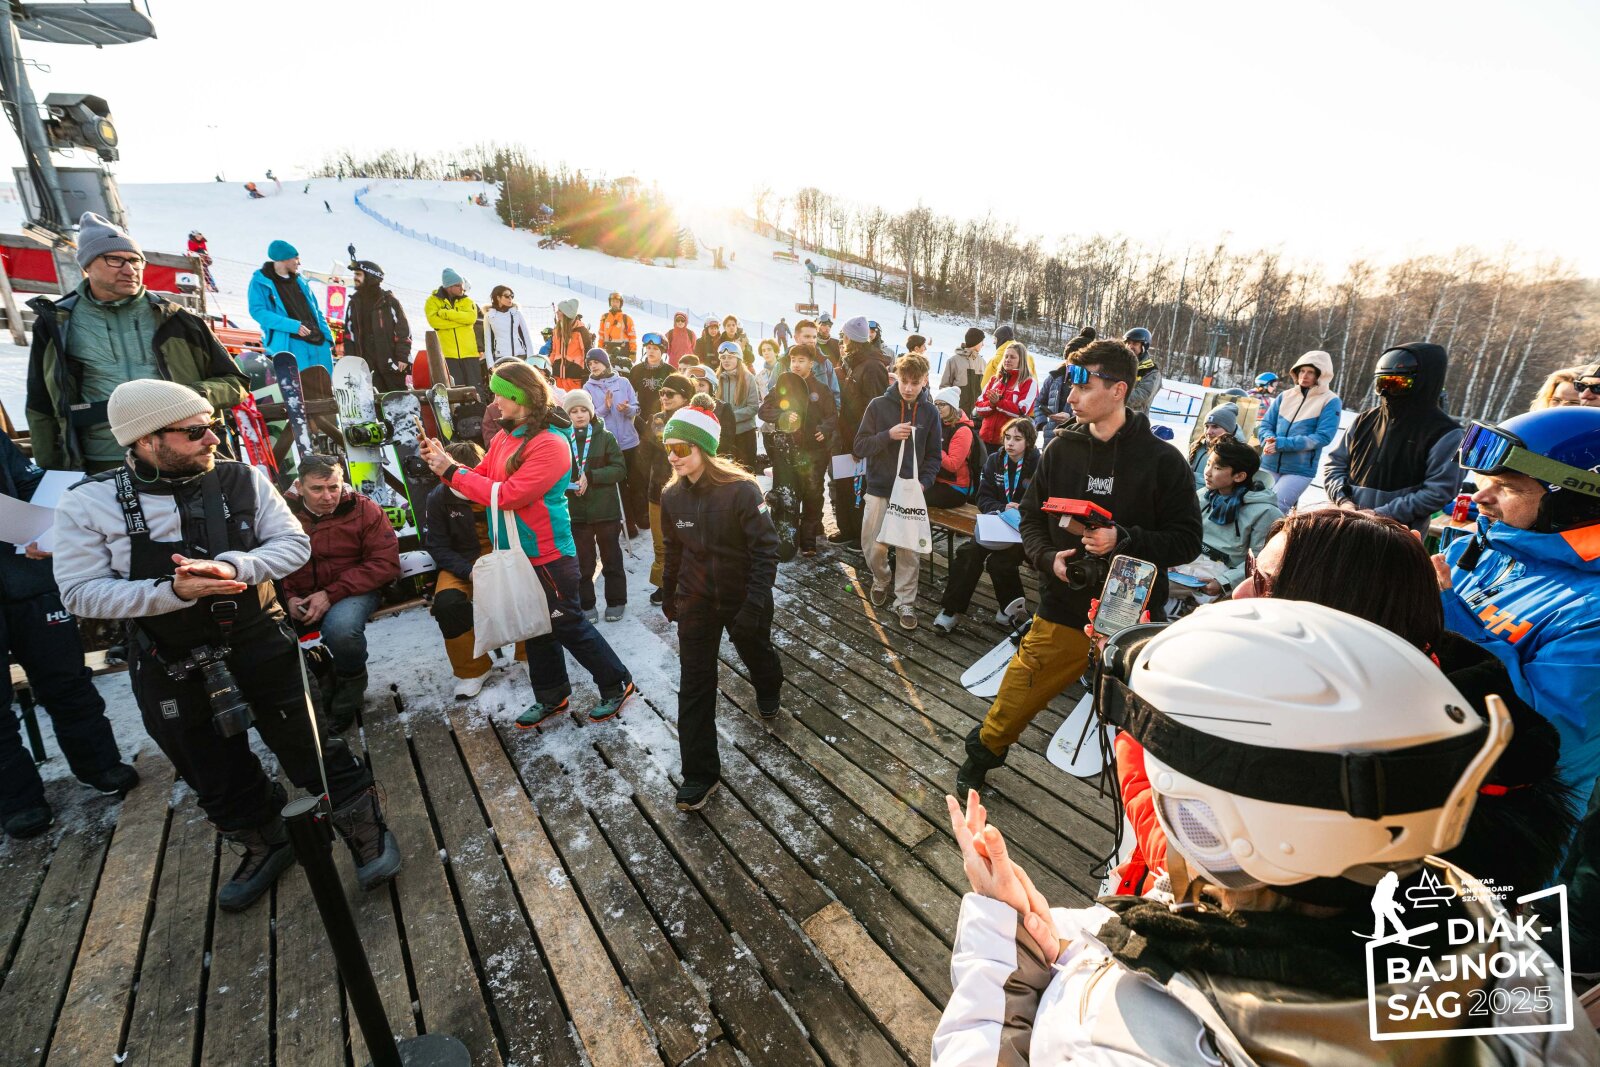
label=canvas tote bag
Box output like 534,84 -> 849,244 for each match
876,428 -> 932,553
472,481 -> 552,657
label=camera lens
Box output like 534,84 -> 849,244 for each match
201,657 -> 254,738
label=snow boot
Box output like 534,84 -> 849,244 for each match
676,779 -> 720,812
955,724 -> 1008,796
3,805 -> 52,839
328,671 -> 368,733
218,804 -> 295,912
932,611 -> 960,635
331,787 -> 402,891
83,761 -> 141,797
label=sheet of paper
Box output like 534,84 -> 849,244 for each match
0,494 -> 57,552
831,454 -> 865,480
975,512 -> 1023,548
26,469 -> 80,511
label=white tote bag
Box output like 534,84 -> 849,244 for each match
876,429 -> 933,554
472,481 -> 552,657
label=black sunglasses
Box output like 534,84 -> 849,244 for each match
1577,382 -> 1600,395
157,418 -> 223,441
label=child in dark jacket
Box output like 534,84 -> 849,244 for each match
561,390 -> 628,622
638,372 -> 694,600
423,441 -> 518,699
658,402 -> 783,812
852,353 -> 942,629
934,418 -> 1039,634
758,345 -> 837,557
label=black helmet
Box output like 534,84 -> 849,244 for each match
1374,347 -> 1421,397
1123,327 -> 1152,346
349,259 -> 384,282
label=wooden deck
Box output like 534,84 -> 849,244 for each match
0,551 -> 1110,1067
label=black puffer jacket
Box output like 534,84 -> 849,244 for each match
0,431 -> 56,603
661,475 -> 778,616
423,483 -> 483,581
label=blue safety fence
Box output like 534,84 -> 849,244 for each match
353,185 -> 779,339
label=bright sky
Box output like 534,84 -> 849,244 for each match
4,0 -> 1596,275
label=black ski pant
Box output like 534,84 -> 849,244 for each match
525,555 -> 631,705
942,542 -> 1026,616
676,597 -> 782,789
131,623 -> 372,832
830,473 -> 862,544
573,519 -> 627,609
0,592 -> 123,818
794,449 -> 829,551
620,446 -> 648,533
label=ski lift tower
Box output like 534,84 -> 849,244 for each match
0,2 -> 155,286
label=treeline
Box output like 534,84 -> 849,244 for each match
316,145 -> 685,261
754,186 -> 1600,422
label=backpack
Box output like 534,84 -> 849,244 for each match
963,425 -> 988,496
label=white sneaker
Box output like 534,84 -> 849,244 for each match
454,674 -> 487,700
933,611 -> 959,634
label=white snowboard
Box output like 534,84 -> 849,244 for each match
1046,692 -> 1110,778
958,597 -> 1030,699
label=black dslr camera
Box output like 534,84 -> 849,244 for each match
165,645 -> 254,738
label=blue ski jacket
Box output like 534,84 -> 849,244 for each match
1259,353 -> 1342,480
247,266 -> 334,374
1443,519 -> 1600,807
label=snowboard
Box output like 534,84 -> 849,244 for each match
272,352 -> 315,468
959,597 -> 1031,698
300,364 -> 339,456
430,384 -> 454,441
381,391 -> 439,537
1045,692 -> 1110,778
334,357 -> 415,537
764,372 -> 811,562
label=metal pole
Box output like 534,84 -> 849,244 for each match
282,796 -> 470,1067
0,8 -> 69,231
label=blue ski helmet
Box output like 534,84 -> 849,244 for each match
1123,327 -> 1152,346
1460,407 -> 1600,532
1255,372 -> 1279,386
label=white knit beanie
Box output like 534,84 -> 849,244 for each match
108,379 -> 213,445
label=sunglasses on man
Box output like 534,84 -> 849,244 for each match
157,418 -> 224,441
1065,365 -> 1122,386
1578,381 -> 1600,396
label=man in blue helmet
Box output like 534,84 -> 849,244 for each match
1442,407 -> 1600,974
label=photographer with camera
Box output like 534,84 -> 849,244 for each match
956,339 -> 1201,795
52,380 -> 401,912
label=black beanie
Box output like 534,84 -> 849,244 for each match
994,324 -> 1015,347
963,327 -> 985,348
663,373 -> 695,397
1063,326 -> 1097,357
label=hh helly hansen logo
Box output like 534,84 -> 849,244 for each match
1478,603 -> 1532,643
1086,474 -> 1115,496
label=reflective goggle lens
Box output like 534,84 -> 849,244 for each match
1459,422 -> 1516,473
1374,373 -> 1415,395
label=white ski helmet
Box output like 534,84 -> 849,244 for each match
1103,599 -> 1509,890
397,550 -> 437,579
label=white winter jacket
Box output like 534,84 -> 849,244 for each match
484,306 -> 533,365
934,880 -> 1599,1067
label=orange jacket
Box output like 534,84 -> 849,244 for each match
1111,733 -> 1168,896
597,309 -> 636,353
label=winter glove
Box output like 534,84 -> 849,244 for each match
729,604 -> 764,640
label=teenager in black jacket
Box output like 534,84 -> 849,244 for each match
659,401 -> 783,812
956,340 -> 1202,794
933,417 -> 1040,634
345,260 -> 413,393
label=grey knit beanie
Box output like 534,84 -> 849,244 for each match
108,379 -> 212,445
76,212 -> 141,269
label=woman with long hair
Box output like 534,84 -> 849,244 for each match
659,397 -> 783,811
420,361 -> 637,728
1529,365 -> 1587,410
973,341 -> 1037,446
715,341 -> 761,470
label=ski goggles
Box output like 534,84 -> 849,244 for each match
1065,364 -> 1124,386
1373,373 -> 1415,396
717,341 -> 743,356
1459,420 -> 1600,498
641,333 -> 665,348
489,375 -> 529,407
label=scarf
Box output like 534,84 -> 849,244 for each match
1204,484 -> 1248,526
263,264 -> 323,344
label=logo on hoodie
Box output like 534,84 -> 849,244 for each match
1086,474 -> 1115,497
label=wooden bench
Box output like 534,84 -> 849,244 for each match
927,504 -> 978,580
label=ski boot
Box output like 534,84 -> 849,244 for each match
331,787 -> 402,891
955,724 -> 1008,796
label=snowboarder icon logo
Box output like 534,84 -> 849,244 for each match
1362,869 -> 1455,946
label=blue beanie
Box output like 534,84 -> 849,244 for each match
442,267 -> 464,288
267,239 -> 298,261
585,347 -> 611,371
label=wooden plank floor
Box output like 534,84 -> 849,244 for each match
0,549 -> 1113,1067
